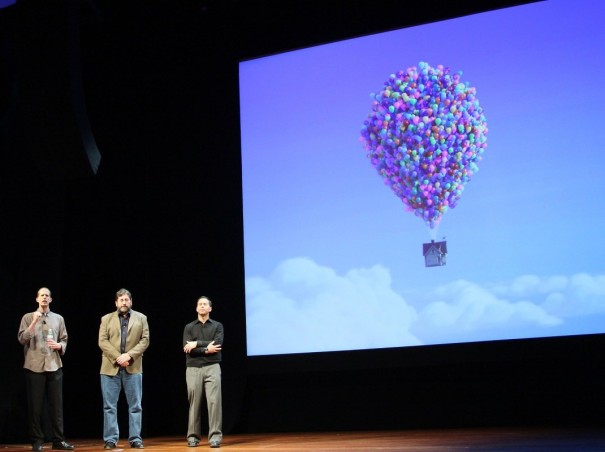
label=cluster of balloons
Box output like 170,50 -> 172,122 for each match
360,62 -> 488,229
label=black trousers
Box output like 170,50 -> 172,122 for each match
24,368 -> 65,445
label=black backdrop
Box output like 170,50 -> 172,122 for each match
1,0 -> 603,444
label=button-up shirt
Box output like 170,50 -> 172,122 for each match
183,317 -> 224,367
120,311 -> 131,353
18,310 -> 67,372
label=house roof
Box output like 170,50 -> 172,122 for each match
423,240 -> 448,256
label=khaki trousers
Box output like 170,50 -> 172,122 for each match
186,364 -> 222,442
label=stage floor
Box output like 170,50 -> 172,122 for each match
2,427 -> 605,451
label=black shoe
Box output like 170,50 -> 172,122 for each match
32,443 -> 43,452
104,442 -> 116,450
52,441 -> 75,450
130,440 -> 144,449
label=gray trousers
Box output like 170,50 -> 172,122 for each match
186,364 -> 222,442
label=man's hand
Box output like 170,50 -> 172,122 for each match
206,341 -> 222,354
47,339 -> 61,351
116,353 -> 132,367
183,341 -> 198,353
29,312 -> 42,332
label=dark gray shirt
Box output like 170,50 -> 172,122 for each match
183,318 -> 223,367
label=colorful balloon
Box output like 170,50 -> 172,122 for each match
360,62 -> 488,229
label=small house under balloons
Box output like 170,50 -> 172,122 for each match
423,239 -> 447,267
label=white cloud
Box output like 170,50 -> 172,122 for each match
246,259 -> 605,355
414,279 -> 562,343
492,274 -> 569,297
490,273 -> 605,317
246,257 -> 420,355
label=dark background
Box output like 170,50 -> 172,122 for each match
1,0 -> 603,444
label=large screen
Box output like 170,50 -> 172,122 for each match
239,0 -> 605,357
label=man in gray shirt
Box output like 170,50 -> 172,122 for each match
18,287 -> 75,452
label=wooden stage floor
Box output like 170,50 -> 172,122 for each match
2,427 -> 605,451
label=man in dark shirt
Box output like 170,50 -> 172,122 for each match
183,296 -> 223,448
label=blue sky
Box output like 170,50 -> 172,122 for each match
239,0 -> 605,355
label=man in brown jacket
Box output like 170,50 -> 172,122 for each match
98,288 -> 150,450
